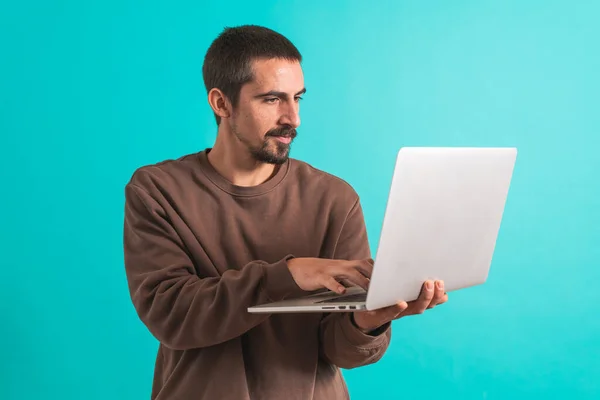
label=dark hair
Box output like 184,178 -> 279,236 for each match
202,25 -> 303,125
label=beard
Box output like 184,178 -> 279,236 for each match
234,125 -> 297,165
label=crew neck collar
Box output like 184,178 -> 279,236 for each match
197,148 -> 290,197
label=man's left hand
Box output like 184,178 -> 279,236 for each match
352,280 -> 448,333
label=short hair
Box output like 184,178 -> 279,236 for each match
202,25 -> 303,125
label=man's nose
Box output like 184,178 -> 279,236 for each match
279,103 -> 301,128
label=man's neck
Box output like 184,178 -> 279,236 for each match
207,130 -> 279,188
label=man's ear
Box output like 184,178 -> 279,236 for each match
207,88 -> 232,120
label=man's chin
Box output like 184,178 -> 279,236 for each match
251,141 -> 291,165
260,152 -> 289,165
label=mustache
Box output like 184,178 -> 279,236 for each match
266,126 -> 297,139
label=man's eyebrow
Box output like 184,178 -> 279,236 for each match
254,88 -> 307,99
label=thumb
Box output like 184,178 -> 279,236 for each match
379,301 -> 409,322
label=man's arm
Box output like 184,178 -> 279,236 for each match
318,197 -> 392,369
123,183 -> 305,351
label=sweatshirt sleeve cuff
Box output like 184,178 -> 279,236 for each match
261,255 -> 306,301
340,313 -> 391,348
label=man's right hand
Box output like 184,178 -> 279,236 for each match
286,258 -> 373,294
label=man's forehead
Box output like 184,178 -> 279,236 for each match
249,58 -> 304,89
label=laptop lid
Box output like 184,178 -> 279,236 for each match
365,147 -> 517,310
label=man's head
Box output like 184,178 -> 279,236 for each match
202,25 -> 304,165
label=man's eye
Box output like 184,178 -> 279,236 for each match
295,96 -> 303,102
265,98 -> 278,103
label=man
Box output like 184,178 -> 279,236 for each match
123,25 -> 447,399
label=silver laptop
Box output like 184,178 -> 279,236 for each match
248,147 -> 517,313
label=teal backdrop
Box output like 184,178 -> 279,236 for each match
1,0 -> 598,399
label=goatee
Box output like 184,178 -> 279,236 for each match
250,126 -> 297,165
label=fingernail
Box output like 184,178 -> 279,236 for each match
437,281 -> 444,290
426,281 -> 433,290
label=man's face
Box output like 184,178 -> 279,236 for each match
228,58 -> 305,165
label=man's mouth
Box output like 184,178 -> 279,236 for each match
266,127 -> 296,145
273,136 -> 292,144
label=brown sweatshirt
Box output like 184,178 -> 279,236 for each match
123,148 -> 391,400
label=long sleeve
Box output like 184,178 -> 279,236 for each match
123,183 -> 305,351
319,197 -> 392,369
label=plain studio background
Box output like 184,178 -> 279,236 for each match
1,1 -> 598,399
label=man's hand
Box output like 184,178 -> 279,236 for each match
352,280 -> 448,333
287,257 -> 373,294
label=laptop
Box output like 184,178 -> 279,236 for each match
247,147 -> 517,313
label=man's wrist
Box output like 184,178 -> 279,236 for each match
350,313 -> 386,336
350,313 -> 369,333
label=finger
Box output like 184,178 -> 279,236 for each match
360,259 -> 374,277
339,279 -> 354,288
334,268 -> 370,290
347,259 -> 373,278
356,302 -> 407,330
414,280 -> 435,313
355,300 -> 410,331
440,293 -> 449,304
393,301 -> 409,317
428,280 -> 446,308
377,301 -> 409,321
322,276 -> 346,294
343,269 -> 370,290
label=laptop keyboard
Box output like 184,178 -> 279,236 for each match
317,293 -> 367,303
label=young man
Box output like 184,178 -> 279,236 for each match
123,25 -> 447,400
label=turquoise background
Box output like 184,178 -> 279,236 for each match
1,0 -> 599,399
